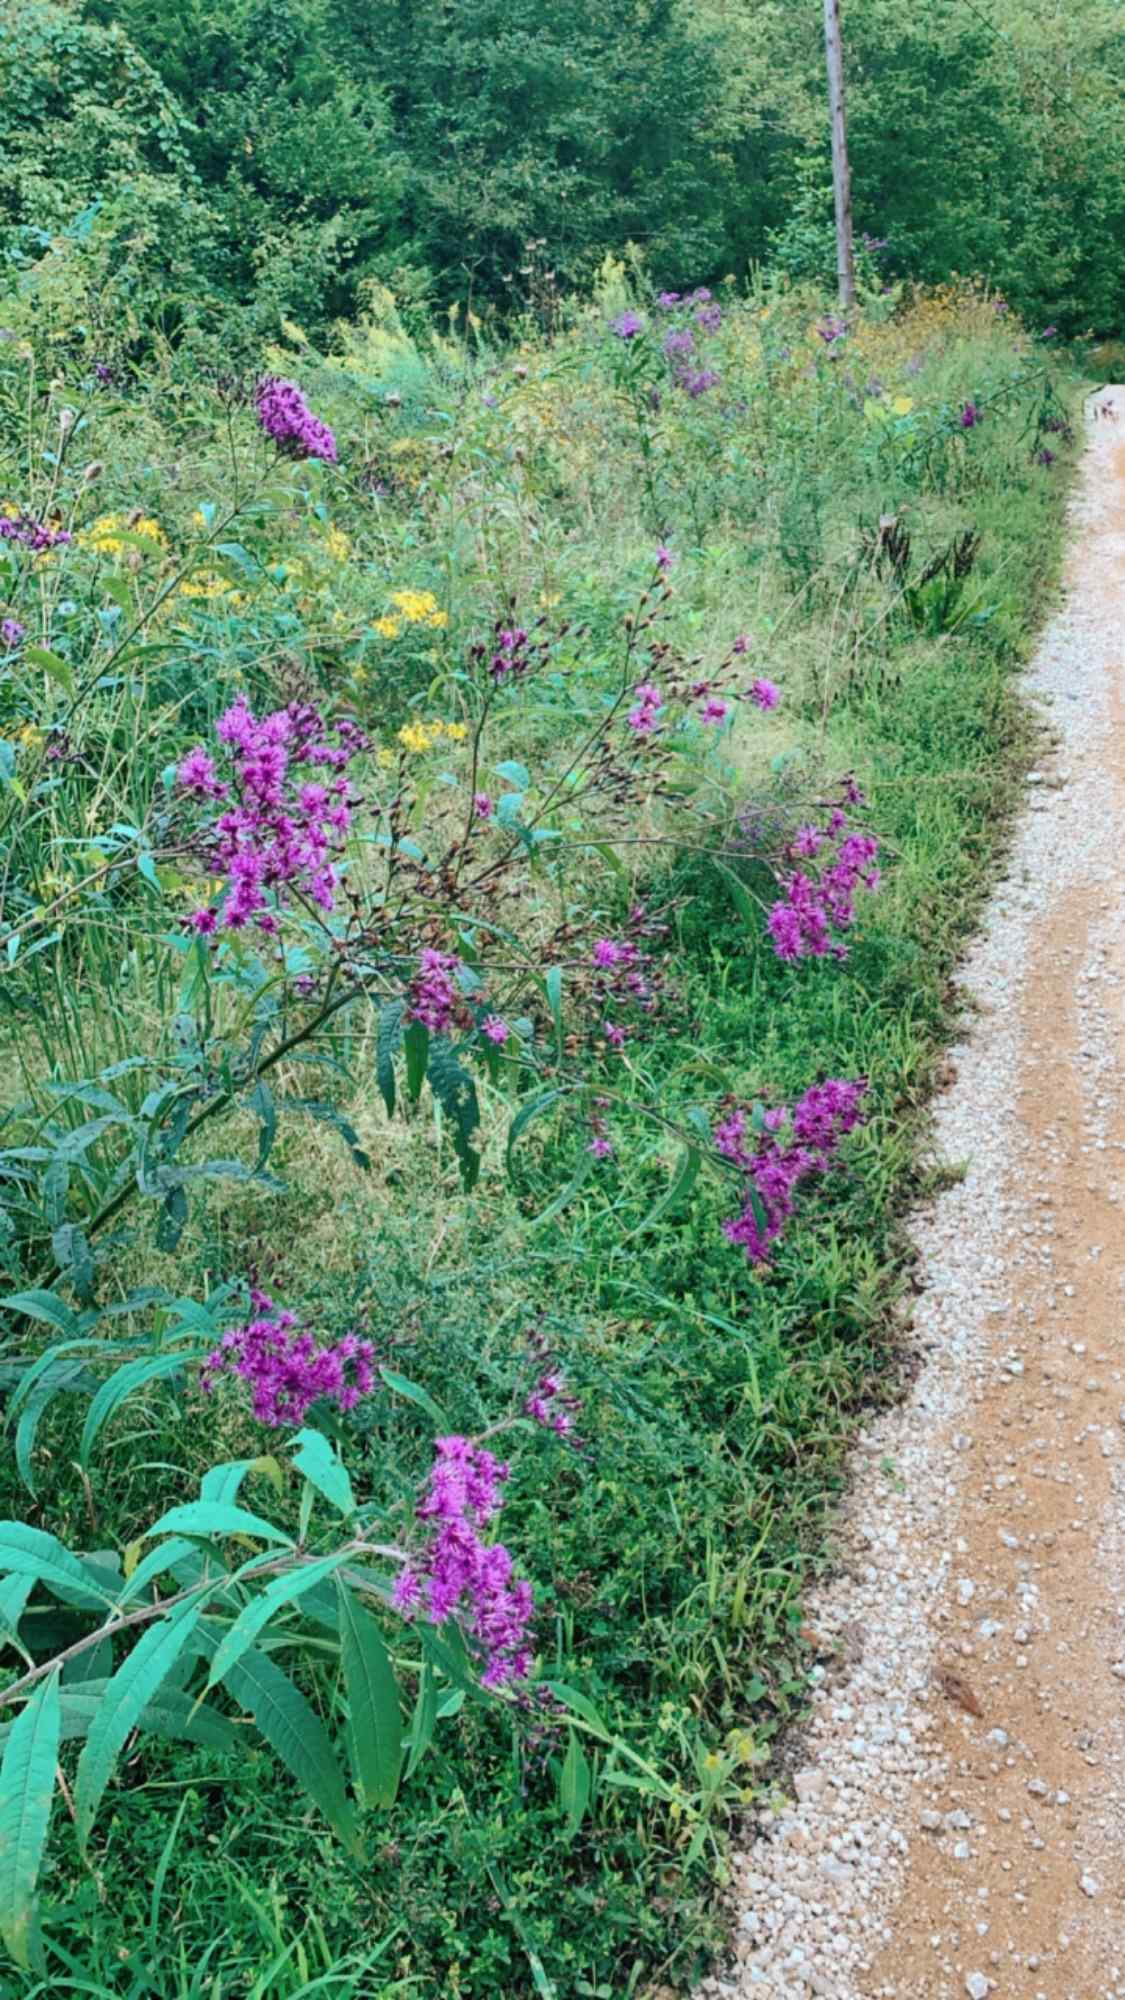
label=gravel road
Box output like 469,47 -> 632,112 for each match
702,387 -> 1125,2000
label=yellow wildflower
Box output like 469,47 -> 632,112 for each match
390,588 -> 448,629
441,721 -> 467,742
892,395 -> 915,415
80,513 -> 167,557
374,615 -> 401,639
376,747 -> 396,768
178,573 -> 237,600
323,525 -> 351,562
397,722 -> 435,753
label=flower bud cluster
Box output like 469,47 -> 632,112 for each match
201,1287 -> 376,1426
392,1436 -> 535,1688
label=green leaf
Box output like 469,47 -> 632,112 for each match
144,1502 -> 294,1548
545,1682 -> 612,1741
0,1681 -> 236,1757
24,646 -> 75,698
0,1291 -> 81,1338
215,1644 -> 359,1853
625,1143 -> 701,1239
337,1583 -> 403,1809
405,1659 -> 437,1779
558,1728 -> 592,1838
291,1430 -> 355,1518
74,1596 -> 203,1848
0,1525 -> 115,1612
505,1089 -> 565,1179
544,967 -> 563,1052
403,1020 -> 428,1106
426,1037 -> 481,1191
14,1359 -> 98,1498
379,1368 -> 447,1428
206,1553 -> 350,1689
247,1081 -> 277,1170
115,1537 -> 198,1609
0,1668 -> 60,1970
79,1350 -> 199,1468
0,1578 -> 33,1657
200,1457 -> 284,1508
711,857 -> 758,933
375,1000 -> 403,1118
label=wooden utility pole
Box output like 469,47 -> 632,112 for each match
823,0 -> 856,308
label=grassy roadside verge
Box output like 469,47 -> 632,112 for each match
0,272 -> 1081,1996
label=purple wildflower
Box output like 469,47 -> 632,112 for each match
399,1435 -> 535,1688
473,791 -> 494,819
1,618 -> 25,650
663,328 -> 695,361
655,543 -> 675,572
765,808 -> 880,962
719,1079 -> 867,1265
627,681 -> 664,736
656,291 -> 682,309
255,377 -> 337,463
694,304 -> 723,335
610,310 -> 645,340
481,1014 -> 509,1044
749,678 -> 780,711
959,401 -> 983,430
699,696 -> 731,726
0,515 -> 71,553
178,698 -> 364,935
201,1287 -> 375,1426
678,368 -> 720,399
406,948 -> 462,1034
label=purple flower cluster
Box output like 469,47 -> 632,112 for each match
178,697 -> 364,935
590,909 -> 665,1045
525,1366 -> 579,1437
406,948 -> 462,1033
1,618 -> 25,650
255,377 -> 338,463
201,1288 -> 376,1427
817,318 -> 848,346
392,1436 -> 534,1688
0,515 -> 71,552
627,680 -> 664,736
959,401 -> 983,430
716,1078 -> 868,1264
488,626 -> 532,682
766,805 -> 880,963
610,310 -> 646,341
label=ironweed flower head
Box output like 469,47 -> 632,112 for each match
256,377 -> 337,463
201,1287 -> 375,1426
1,618 -> 25,649
396,1435 -> 535,1688
610,310 -> 645,340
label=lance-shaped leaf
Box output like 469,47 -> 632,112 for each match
0,1525 -> 115,1612
426,1037 -> 481,1191
74,1595 -> 203,1849
291,1429 -> 355,1518
213,1642 -> 359,1853
144,1502 -> 294,1548
337,1582 -> 403,1809
0,1667 -> 60,1970
205,1552 -> 351,1689
79,1349 -> 200,1468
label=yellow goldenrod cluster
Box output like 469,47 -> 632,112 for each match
79,514 -> 167,557
178,573 -> 241,602
321,524 -> 351,563
396,719 -> 468,753
374,588 -> 449,639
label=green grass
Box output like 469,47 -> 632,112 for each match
0,268 -> 1079,1995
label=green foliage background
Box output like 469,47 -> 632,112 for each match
3,0 -> 1124,337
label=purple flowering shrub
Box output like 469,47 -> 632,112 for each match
714,1079 -> 868,1263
